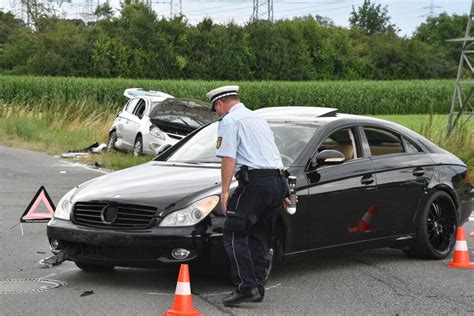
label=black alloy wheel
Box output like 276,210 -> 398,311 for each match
75,261 -> 115,272
106,131 -> 117,152
405,191 -> 457,259
133,135 -> 143,157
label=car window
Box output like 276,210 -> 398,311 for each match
364,127 -> 404,156
126,99 -> 139,113
403,137 -> 422,153
318,128 -> 358,160
133,99 -> 146,118
165,121 -> 318,166
270,123 -> 318,165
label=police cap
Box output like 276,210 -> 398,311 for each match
206,85 -> 239,112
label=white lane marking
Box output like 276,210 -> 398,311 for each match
199,291 -> 232,297
201,283 -> 282,297
146,292 -> 174,296
41,273 -> 57,279
265,283 -> 281,290
55,160 -> 109,174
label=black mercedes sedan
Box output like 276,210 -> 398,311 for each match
47,107 -> 473,272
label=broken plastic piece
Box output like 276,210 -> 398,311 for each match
91,143 -> 107,153
80,290 -> 94,297
61,142 -> 107,158
39,248 -> 76,268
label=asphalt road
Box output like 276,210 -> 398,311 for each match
1,145 -> 473,315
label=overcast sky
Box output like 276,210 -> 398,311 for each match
0,0 -> 469,37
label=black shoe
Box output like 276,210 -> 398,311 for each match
222,287 -> 260,307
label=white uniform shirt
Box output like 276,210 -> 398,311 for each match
216,103 -> 283,173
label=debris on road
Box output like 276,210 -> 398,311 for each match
61,142 -> 107,158
39,248 -> 76,268
80,290 -> 94,297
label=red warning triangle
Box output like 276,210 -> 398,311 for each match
20,186 -> 56,223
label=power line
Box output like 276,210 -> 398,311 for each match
182,2 -> 250,15
273,1 -> 349,15
273,1 -> 358,19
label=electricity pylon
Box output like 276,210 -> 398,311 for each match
447,0 -> 474,134
252,0 -> 273,22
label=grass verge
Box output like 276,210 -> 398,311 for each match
0,101 -> 472,181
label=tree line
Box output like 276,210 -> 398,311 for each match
0,0 -> 467,81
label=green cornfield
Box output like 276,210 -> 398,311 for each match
0,75 -> 455,115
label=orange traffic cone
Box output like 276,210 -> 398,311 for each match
165,264 -> 202,316
448,227 -> 474,269
348,205 -> 378,233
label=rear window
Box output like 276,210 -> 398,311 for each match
364,127 -> 404,156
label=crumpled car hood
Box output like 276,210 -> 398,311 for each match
72,161 -> 221,213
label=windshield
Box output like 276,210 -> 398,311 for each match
165,121 -> 318,166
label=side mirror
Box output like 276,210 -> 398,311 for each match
311,150 -> 345,168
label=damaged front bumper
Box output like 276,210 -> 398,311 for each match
46,218 -> 226,268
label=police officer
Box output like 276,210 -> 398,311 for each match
206,85 -> 289,307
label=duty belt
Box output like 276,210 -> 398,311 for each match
247,169 -> 284,178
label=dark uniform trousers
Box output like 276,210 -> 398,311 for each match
223,174 -> 288,297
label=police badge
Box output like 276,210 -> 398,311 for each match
216,137 -> 222,149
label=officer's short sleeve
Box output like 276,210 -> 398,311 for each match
216,119 -> 238,159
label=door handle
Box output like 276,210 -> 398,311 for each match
413,167 -> 424,177
361,175 -> 375,185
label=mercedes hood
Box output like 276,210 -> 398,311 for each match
71,161 -> 222,213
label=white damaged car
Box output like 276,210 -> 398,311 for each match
107,88 -> 215,156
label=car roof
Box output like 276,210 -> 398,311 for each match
124,88 -> 174,101
256,106 -> 393,127
256,106 -> 338,121
257,106 -> 439,152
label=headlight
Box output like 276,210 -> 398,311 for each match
54,187 -> 78,220
159,196 -> 220,227
149,125 -> 165,139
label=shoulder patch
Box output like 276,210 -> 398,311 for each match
216,137 -> 222,149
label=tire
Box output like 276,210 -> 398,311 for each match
404,191 -> 457,259
106,131 -> 117,152
75,261 -> 115,272
133,135 -> 143,157
264,220 -> 285,282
